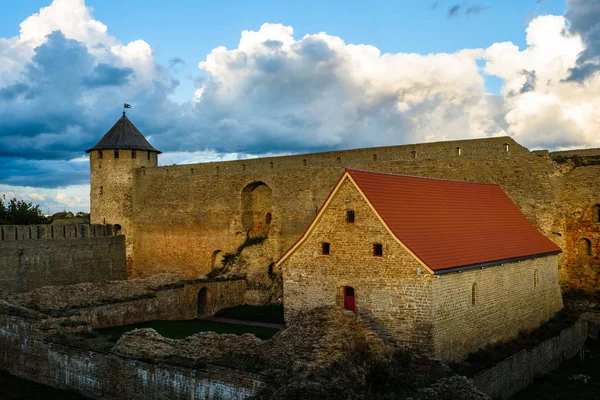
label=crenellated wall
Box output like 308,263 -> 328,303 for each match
0,224 -> 126,293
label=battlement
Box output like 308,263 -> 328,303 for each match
0,224 -> 118,241
137,136 -> 529,179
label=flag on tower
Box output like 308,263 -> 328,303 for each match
124,103 -> 132,109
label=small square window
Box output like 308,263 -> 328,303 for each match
132,150 -> 137,159
322,242 -> 330,255
373,243 -> 383,257
346,210 -> 355,223
114,150 -> 119,159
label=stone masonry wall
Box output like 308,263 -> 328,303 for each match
431,256 -> 564,362
281,177 -> 435,350
0,314 -> 264,399
127,137 -> 570,281
0,224 -> 126,293
14,276 -> 247,329
471,316 -> 589,399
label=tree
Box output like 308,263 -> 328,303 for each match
0,196 -> 49,225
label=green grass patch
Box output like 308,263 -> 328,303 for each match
214,304 -> 284,324
95,319 -> 279,341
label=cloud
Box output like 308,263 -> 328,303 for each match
564,0 -> 600,81
1,0 -> 600,217
466,5 -> 487,15
448,4 -> 463,17
447,3 -> 487,18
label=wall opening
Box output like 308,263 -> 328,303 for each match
270,161 -> 274,169
132,150 -> 137,159
268,262 -> 275,276
98,150 -> 103,159
99,186 -> 103,195
212,250 -> 225,269
322,242 -> 330,255
197,288 -> 208,317
303,159 -> 307,166
534,269 -> 539,288
114,149 -> 119,159
372,154 -> 377,161
114,224 -> 122,235
456,147 -> 462,156
343,286 -> 356,312
594,204 -> 600,223
336,157 -> 341,164
241,181 -> 273,238
471,283 -> 478,305
579,238 -> 592,258
147,151 -> 151,160
411,150 -> 417,159
346,210 -> 355,223
373,243 -> 383,257
504,143 -> 510,152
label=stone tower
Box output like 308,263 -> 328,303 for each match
86,111 -> 161,268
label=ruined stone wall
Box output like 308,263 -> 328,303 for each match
471,316 -> 589,399
0,224 -> 126,293
130,136 -> 571,282
0,313 -> 264,399
551,150 -> 600,293
280,178 -> 434,350
14,275 -> 247,328
431,256 -> 564,362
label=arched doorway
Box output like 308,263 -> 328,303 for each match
197,288 -> 208,317
343,286 -> 356,312
241,181 -> 273,238
579,238 -> 592,260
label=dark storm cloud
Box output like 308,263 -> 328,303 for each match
565,0 -> 600,81
0,157 -> 89,188
82,63 -> 134,87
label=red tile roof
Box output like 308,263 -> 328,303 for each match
347,169 -> 561,272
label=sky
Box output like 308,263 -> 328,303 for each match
0,0 -> 599,213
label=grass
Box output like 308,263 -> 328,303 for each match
214,304 -> 284,324
95,319 -> 280,341
511,339 -> 600,399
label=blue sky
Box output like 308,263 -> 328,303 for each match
0,0 -> 598,212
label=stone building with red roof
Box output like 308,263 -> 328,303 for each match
276,169 -> 564,361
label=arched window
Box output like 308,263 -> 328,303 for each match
593,205 -> 600,223
265,212 -> 272,225
471,283 -> 478,305
113,224 -> 122,235
579,238 -> 592,257
504,143 -> 510,152
303,159 -> 307,166
99,186 -> 103,195
456,147 -> 461,156
190,168 -> 195,175
534,270 -> 539,288
411,150 -> 417,159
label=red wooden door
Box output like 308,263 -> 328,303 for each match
343,286 -> 356,312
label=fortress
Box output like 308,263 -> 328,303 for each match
87,112 -> 600,295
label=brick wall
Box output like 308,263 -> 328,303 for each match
431,256 -> 564,362
0,224 -> 126,293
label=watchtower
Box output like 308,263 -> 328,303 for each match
86,111 -> 161,267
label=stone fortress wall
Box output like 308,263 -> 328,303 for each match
0,224 -> 126,293
104,136 -> 599,293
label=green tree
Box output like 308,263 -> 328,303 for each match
0,196 -> 49,225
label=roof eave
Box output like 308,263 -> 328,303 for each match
432,250 -> 562,275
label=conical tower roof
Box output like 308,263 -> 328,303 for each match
86,112 -> 161,153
